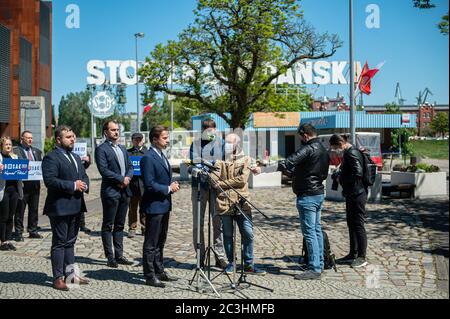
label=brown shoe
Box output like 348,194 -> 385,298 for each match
53,278 -> 69,291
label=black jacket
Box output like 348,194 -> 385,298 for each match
13,145 -> 42,190
339,146 -> 366,197
127,145 -> 148,197
95,141 -> 134,199
283,138 -> 330,196
42,147 -> 89,217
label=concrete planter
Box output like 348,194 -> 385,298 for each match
391,171 -> 447,198
325,173 -> 382,202
249,171 -> 282,188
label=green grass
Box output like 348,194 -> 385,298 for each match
411,140 -> 449,160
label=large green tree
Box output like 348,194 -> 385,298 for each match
385,102 -> 417,164
58,91 -> 91,137
430,112 -> 449,137
139,0 -> 340,129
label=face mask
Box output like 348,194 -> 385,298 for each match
225,143 -> 234,154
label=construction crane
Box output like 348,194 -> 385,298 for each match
416,88 -> 433,105
394,82 -> 406,106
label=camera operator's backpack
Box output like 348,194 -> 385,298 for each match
301,231 -> 337,271
359,149 -> 377,187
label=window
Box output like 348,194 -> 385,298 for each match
0,24 -> 11,123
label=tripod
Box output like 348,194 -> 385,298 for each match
202,187 -> 230,281
188,169 -> 221,297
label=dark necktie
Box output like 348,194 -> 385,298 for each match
66,150 -> 78,173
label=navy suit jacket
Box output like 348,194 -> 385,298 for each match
95,141 -> 134,199
140,147 -> 172,215
42,148 -> 89,217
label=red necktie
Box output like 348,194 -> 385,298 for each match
27,149 -> 33,161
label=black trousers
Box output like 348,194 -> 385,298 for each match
15,184 -> 40,234
101,192 -> 130,261
79,212 -> 86,228
345,191 -> 368,258
143,212 -> 170,278
49,213 -> 81,280
0,186 -> 19,242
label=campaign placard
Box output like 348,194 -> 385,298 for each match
27,161 -> 43,181
73,143 -> 87,158
1,159 -> 29,180
130,156 -> 143,176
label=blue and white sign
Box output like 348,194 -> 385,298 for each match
130,156 -> 143,176
1,159 -> 29,180
73,143 -> 87,158
27,161 -> 43,181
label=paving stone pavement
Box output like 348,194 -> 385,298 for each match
0,180 -> 448,299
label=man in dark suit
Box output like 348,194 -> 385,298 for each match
141,126 -> 180,288
95,120 -> 134,268
42,125 -> 90,291
127,132 -> 148,238
13,130 -> 43,241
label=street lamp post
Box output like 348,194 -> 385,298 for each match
349,0 -> 356,144
135,32 -> 145,133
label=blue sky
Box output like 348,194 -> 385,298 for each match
52,0 -> 449,114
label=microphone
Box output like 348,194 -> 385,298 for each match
200,158 -> 219,171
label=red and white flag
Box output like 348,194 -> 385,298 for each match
358,61 -> 384,95
143,103 -> 153,115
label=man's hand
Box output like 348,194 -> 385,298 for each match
75,180 -> 87,192
0,163 -> 3,173
81,156 -> 90,163
122,176 -> 131,187
250,166 -> 262,175
170,181 -> 180,193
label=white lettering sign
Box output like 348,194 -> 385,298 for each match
73,143 -> 87,158
87,60 -> 137,85
27,161 -> 42,181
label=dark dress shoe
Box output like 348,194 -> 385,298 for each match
145,276 -> 165,288
107,260 -> 119,268
0,243 -> 10,251
53,278 -> 69,291
116,256 -> 134,265
15,234 -> 24,242
29,232 -> 43,239
7,243 -> 16,251
157,272 -> 178,282
80,226 -> 92,234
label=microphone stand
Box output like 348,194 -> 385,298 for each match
206,169 -> 273,295
188,168 -> 221,297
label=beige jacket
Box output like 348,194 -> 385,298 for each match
212,153 -> 252,216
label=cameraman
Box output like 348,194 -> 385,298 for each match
189,119 -> 227,269
278,124 -> 329,280
329,134 -> 368,268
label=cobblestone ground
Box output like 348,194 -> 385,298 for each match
0,179 -> 448,299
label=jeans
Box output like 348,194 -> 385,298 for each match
296,194 -> 324,273
221,212 -> 253,266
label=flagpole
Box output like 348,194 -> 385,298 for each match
349,0 -> 356,144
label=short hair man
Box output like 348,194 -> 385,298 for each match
95,120 -> 134,268
13,130 -> 43,241
278,124 -> 330,280
42,125 -> 90,290
127,132 -> 148,238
